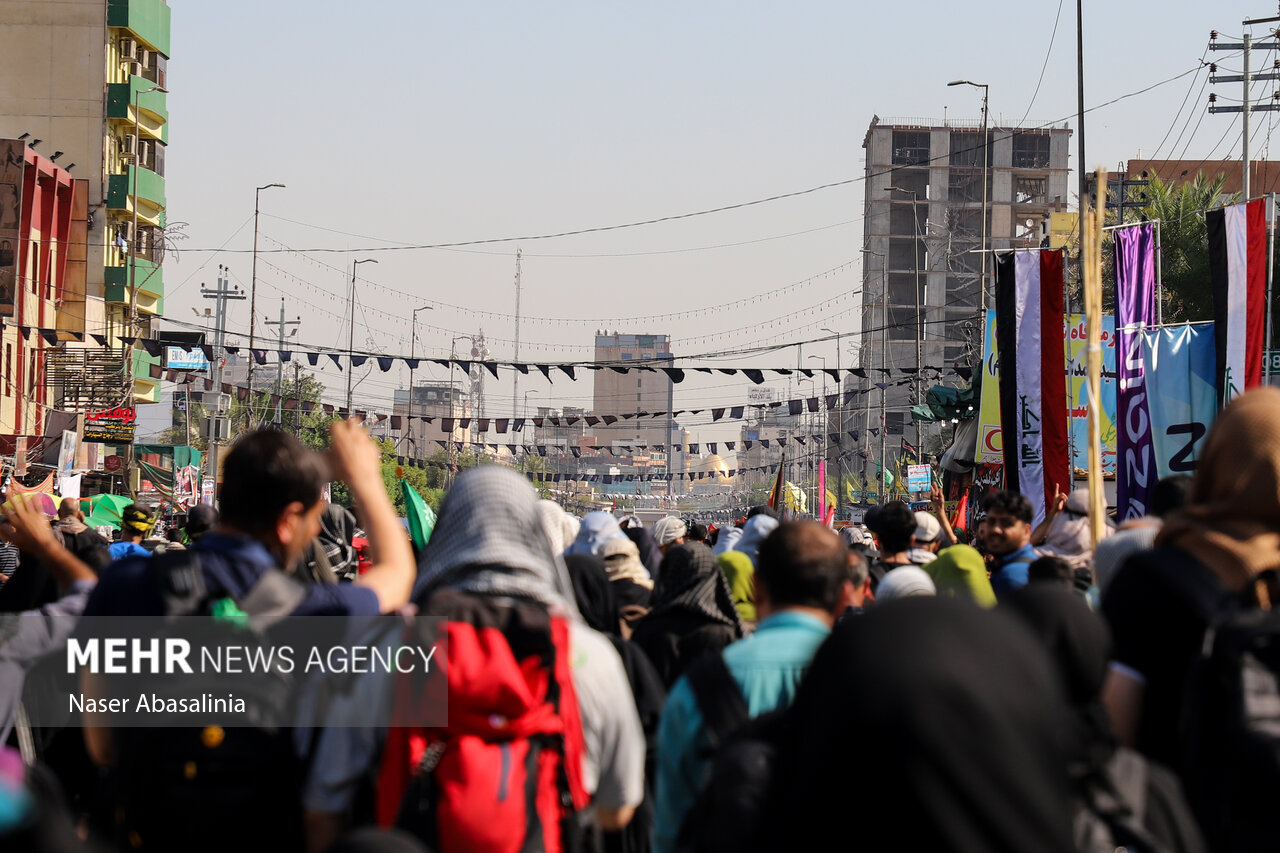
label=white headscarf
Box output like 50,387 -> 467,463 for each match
734,514 -> 780,565
713,526 -> 744,555
535,499 -> 580,557
566,510 -> 627,558
415,466 -> 579,617
653,516 -> 688,547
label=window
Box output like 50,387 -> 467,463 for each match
637,378 -> 642,388
621,353 -> 632,360
1012,133 -> 1051,169
1014,176 -> 1047,204
892,131 -> 931,166
948,171 -> 985,204
949,132 -> 988,167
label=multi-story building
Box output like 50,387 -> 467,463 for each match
0,140 -> 87,437
393,381 -> 471,455
591,330 -> 689,493
0,0 -> 171,415
860,116 -> 1072,466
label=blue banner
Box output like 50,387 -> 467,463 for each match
1142,324 -> 1216,478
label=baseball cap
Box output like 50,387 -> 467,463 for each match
913,511 -> 943,544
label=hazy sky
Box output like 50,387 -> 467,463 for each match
147,1 -> 1272,446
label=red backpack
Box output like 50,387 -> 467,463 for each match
376,588 -> 589,853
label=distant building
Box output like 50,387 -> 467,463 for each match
590,331 -> 688,494
0,0 -> 173,408
1124,158 -> 1280,198
860,115 -> 1072,468
393,380 -> 471,455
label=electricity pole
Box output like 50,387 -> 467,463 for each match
346,258 -> 378,415
247,182 -> 285,421
1209,20 -> 1280,198
264,298 -> 300,427
201,266 -> 245,505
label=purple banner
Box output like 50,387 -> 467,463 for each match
1114,223 -> 1158,520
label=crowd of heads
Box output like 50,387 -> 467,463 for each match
3,387 -> 1280,852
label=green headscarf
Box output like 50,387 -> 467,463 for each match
717,551 -> 756,622
925,544 -> 996,608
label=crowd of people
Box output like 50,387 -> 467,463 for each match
2,388 -> 1280,851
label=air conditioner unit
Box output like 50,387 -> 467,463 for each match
123,134 -> 137,156
120,38 -> 137,60
138,49 -> 150,69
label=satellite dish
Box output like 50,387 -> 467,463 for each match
471,347 -> 480,358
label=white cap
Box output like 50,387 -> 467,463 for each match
913,511 -> 943,544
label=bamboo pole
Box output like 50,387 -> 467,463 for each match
1083,169 -> 1107,549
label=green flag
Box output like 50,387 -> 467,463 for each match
876,463 -> 895,487
400,480 -> 437,551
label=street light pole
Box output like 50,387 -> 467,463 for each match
346,258 -> 378,414
948,80 -> 990,331
406,305 -> 432,450
808,355 -> 826,517
248,182 -> 285,427
821,326 -> 842,517
860,249 -> 887,503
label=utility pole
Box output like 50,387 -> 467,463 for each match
247,183 -> 285,423
292,361 -> 303,436
264,298 -> 300,427
201,266 -> 245,506
1209,20 -> 1280,198
346,258 -> 378,415
512,248 -> 522,430
1076,0 -> 1087,289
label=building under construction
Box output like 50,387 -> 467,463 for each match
859,116 -> 1073,461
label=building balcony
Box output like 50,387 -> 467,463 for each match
107,0 -> 171,58
105,258 -> 163,314
107,77 -> 168,142
107,168 -> 166,222
132,348 -> 161,404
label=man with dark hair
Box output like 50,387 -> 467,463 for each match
653,521 -> 859,852
3,421 -> 416,850
746,505 -> 779,521
108,503 -> 153,560
981,490 -> 1036,597
866,501 -> 927,589
687,522 -> 709,545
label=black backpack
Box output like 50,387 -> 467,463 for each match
105,551 -> 310,853
676,651 -> 781,853
1164,562 -> 1280,853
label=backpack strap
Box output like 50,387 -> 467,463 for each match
150,550 -> 209,617
237,570 -> 309,632
148,549 -> 307,628
685,651 -> 749,752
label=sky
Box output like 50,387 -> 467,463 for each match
144,0 -> 1277,447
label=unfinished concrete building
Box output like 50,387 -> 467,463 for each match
858,116 -> 1072,466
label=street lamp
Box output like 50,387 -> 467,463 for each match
346,258 -> 378,414
861,248 -> 889,504
948,80 -> 990,325
404,305 -> 433,450
808,355 -> 828,517
446,334 -> 471,487
820,326 -> 844,517
248,182 -> 286,424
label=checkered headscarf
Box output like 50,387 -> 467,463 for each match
414,466 -> 580,619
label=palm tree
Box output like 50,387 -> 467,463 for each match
1138,173 -> 1236,322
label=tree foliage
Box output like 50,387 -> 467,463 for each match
1138,173 -> 1236,322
